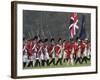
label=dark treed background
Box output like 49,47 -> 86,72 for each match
23,10 -> 91,41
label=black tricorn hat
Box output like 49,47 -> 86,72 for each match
44,38 -> 48,42
38,39 -> 43,43
58,38 -> 62,42
50,38 -> 54,42
34,36 -> 38,39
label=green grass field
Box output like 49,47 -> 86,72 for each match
24,60 -> 91,69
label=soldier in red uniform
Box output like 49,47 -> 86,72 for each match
48,38 -> 56,65
43,38 -> 50,66
70,39 -> 75,65
64,40 -> 72,64
32,37 -> 38,67
73,39 -> 79,61
81,39 -> 89,64
26,39 -> 34,67
23,39 -> 28,68
62,40 -> 67,63
39,40 -> 45,66
75,39 -> 82,64
35,39 -> 42,67
55,38 -> 63,65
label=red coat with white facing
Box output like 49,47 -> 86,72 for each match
72,42 -> 78,55
65,42 -> 72,59
48,44 -> 55,57
42,43 -> 49,54
26,41 -> 34,56
55,44 -> 62,57
32,42 -> 37,54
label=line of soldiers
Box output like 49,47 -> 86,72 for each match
23,36 -> 91,68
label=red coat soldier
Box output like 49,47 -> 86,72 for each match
55,44 -> 61,58
48,38 -> 56,65
55,38 -> 63,65
65,41 -> 71,60
26,40 -> 34,67
26,40 -> 34,57
72,41 -> 78,60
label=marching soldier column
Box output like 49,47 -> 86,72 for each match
23,36 -> 91,68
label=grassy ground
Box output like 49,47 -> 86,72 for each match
24,60 -> 91,69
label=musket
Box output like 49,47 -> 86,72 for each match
31,29 -> 34,38
40,12 -> 46,39
35,19 -> 40,37
46,25 -> 52,38
28,32 -> 31,39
